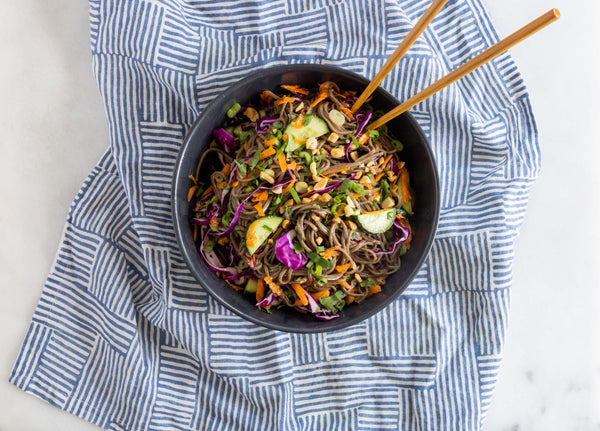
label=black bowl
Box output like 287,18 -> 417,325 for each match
172,64 -> 439,333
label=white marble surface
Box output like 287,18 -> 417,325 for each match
1,1 -> 598,430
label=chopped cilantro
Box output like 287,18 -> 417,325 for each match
234,159 -> 247,176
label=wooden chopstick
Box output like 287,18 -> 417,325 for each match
351,0 -> 449,114
367,8 -> 561,131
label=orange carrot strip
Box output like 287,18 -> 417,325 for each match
256,279 -> 265,303
373,172 -> 384,183
340,281 -> 353,290
187,185 -> 198,202
188,174 -> 197,185
253,202 -> 265,217
274,96 -> 295,106
293,114 -> 304,128
217,236 -> 229,246
264,137 -> 278,147
311,290 -> 329,300
226,280 -> 243,291
368,285 -> 382,296
358,133 -> 369,145
381,154 -> 393,170
282,178 -> 297,194
261,90 -> 274,102
264,276 -> 283,296
221,163 -> 231,175
322,166 -> 350,176
277,153 -> 288,172
201,186 -> 214,198
291,283 -> 308,306
259,147 -> 276,160
309,92 -> 328,108
346,295 -> 355,305
399,168 -> 412,203
231,181 -> 239,188
193,224 -> 198,242
280,84 -> 310,95
287,160 -> 297,171
252,190 -> 269,202
335,263 -> 352,273
320,246 -> 340,259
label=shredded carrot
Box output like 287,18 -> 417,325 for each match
322,166 -> 350,176
280,84 -> 310,95
291,283 -> 308,306
373,172 -> 384,183
338,106 -> 355,121
320,246 -> 340,259
252,190 -> 269,202
293,114 -> 304,128
226,280 -> 243,291
201,186 -> 214,198
221,163 -> 231,175
261,90 -> 274,102
231,181 -> 239,188
346,295 -> 355,305
282,177 -> 297,194
256,279 -> 265,303
209,218 -> 219,228
264,276 -> 283,296
244,141 -> 248,152
311,290 -> 329,300
277,153 -> 288,172
274,96 -> 295,106
294,137 -> 305,145
358,133 -> 369,145
368,285 -> 382,296
216,181 -> 226,190
399,167 -> 412,203
210,139 -> 218,148
259,147 -> 276,160
309,92 -> 328,108
264,137 -> 278,147
335,263 -> 352,273
193,224 -> 197,242
253,202 -> 265,217
188,174 -> 197,185
187,185 -> 198,202
340,281 -> 353,290
381,154 -> 393,170
217,236 -> 229,246
287,160 -> 297,171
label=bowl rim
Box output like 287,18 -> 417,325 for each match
172,63 -> 440,333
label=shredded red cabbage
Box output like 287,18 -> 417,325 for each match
212,128 -> 237,153
256,292 -> 280,308
275,230 -> 308,270
375,219 -> 410,255
298,291 -> 340,320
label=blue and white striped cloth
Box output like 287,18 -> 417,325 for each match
10,0 -> 539,429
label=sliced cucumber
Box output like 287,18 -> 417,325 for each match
284,114 -> 329,152
355,208 -> 396,234
246,216 -> 283,255
243,279 -> 258,298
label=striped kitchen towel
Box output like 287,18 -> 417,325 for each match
10,0 -> 539,429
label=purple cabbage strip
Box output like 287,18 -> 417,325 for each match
255,116 -> 279,133
212,128 -> 237,154
355,111 -> 372,137
256,292 -> 281,308
298,289 -> 340,321
275,230 -> 308,270
224,269 -> 255,281
375,219 -> 410,255
199,232 -> 239,278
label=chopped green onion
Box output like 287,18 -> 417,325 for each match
227,103 -> 241,118
289,188 -> 301,204
368,130 -> 379,140
234,159 -> 247,176
391,139 -> 404,151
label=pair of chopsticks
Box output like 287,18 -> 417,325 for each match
351,1 -> 560,130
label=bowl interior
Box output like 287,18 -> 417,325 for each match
173,64 -> 439,333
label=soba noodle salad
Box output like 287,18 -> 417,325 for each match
189,82 -> 414,320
